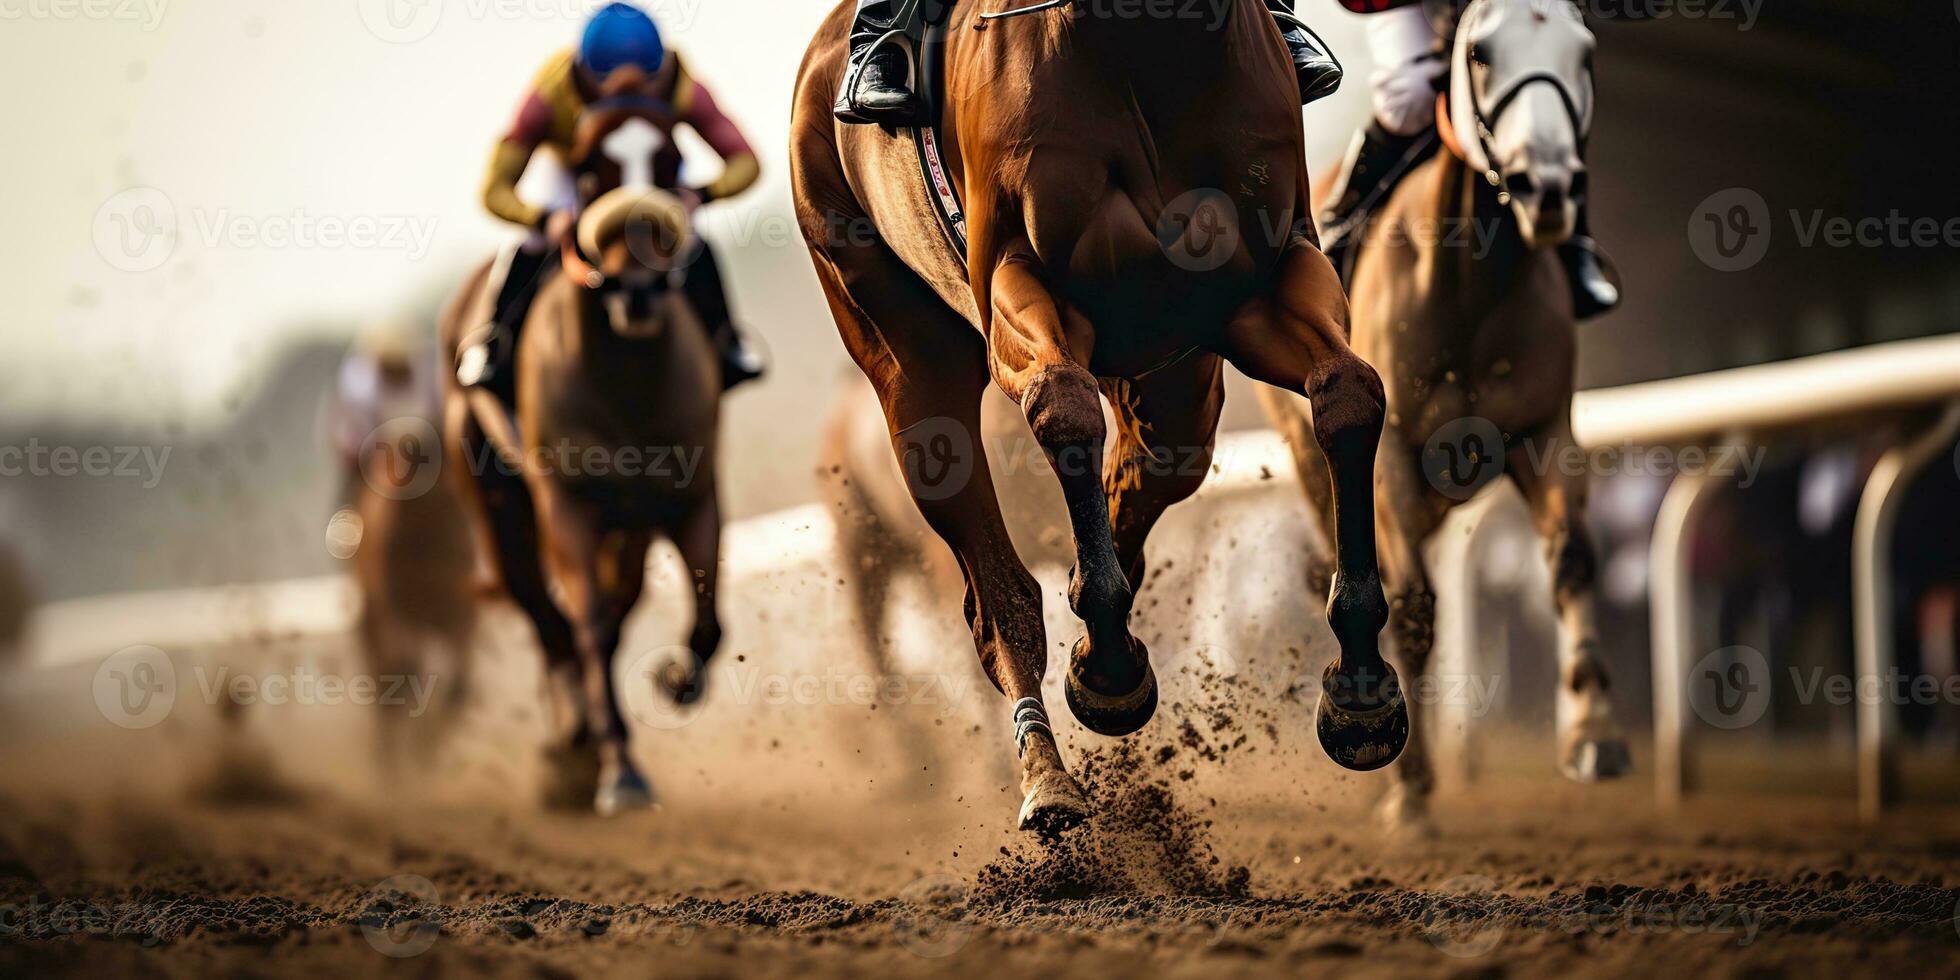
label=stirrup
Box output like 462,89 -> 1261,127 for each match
1011,697 -> 1052,757
833,29 -> 923,125
455,321 -> 507,388
1270,10 -> 1344,105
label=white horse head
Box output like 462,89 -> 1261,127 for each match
1448,0 -> 1597,247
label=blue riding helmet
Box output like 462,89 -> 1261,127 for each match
579,3 -> 665,79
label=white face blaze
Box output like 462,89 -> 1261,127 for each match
601,117 -> 667,191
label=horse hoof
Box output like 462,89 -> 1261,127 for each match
1315,660 -> 1408,771
1560,736 -> 1632,783
653,653 -> 708,707
1064,636 -> 1158,737
538,741 -> 602,811
593,762 -> 656,817
1017,770 -> 1091,835
1376,782 -> 1436,839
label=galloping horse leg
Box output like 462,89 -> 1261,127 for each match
1509,420 -> 1632,782
536,487 -> 657,815
1373,447 -> 1451,834
803,239 -> 1090,832
662,495 -> 724,704
987,252 -> 1157,738
445,399 -> 594,808
1103,355 -> 1225,613
1221,242 -> 1402,771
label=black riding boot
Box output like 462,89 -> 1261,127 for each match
1560,208 -> 1621,320
1318,121 -> 1428,279
1266,0 -> 1343,105
682,241 -> 765,390
834,0 -> 926,125
457,245 -> 551,394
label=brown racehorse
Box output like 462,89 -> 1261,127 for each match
793,0 -> 1398,832
350,422 -> 478,775
440,74 -> 725,816
1261,0 -> 1630,834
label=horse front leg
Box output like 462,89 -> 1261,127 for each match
1510,423 -> 1632,782
1372,448 -> 1453,835
988,252 -> 1157,739
1222,242 -> 1402,771
537,485 -> 656,815
663,492 -> 724,706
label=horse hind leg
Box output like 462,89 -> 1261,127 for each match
803,235 -> 1088,833
1222,243 -> 1400,771
987,254 -> 1156,738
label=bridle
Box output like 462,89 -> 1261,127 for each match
1454,0 -> 1594,207
564,97 -> 689,297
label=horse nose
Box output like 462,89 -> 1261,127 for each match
1538,180 -> 1566,217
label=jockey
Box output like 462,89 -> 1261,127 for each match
325,319 -> 443,553
1319,0 -> 1618,317
834,0 -> 1345,125
458,1 -> 766,391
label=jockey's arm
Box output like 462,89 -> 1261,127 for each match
678,78 -> 759,203
480,91 -> 555,229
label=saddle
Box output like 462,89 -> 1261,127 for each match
862,0 -> 971,259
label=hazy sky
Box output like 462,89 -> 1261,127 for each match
1,0 -> 1371,431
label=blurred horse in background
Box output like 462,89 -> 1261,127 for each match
1263,0 -> 1630,834
350,421 -> 479,778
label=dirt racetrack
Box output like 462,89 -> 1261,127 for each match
3,487 -> 1959,978
5,645 -> 1960,977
